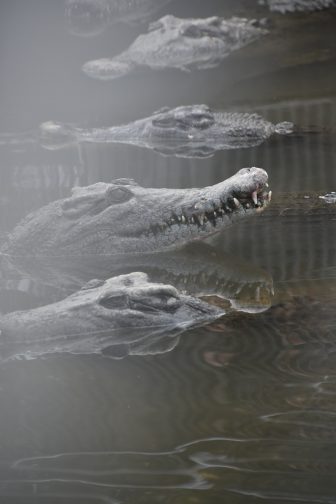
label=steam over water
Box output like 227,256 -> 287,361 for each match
0,0 -> 336,503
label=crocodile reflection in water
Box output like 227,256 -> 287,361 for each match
65,0 -> 173,36
0,272 -> 225,361
203,295 -> 336,371
39,105 -> 294,159
82,15 -> 268,80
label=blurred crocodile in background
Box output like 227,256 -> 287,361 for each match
82,15 -> 268,80
39,105 -> 294,158
65,0 -> 173,36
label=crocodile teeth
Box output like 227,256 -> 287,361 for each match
233,198 -> 240,208
199,215 -> 204,226
181,215 -> 186,224
252,191 -> 258,206
268,191 -> 272,202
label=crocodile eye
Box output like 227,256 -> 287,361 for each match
99,294 -> 129,310
107,187 -> 133,204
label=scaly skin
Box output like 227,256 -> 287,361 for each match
0,272 -> 224,360
82,15 -> 268,80
39,105 -> 293,158
1,167 -> 270,257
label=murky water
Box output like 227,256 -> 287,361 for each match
0,0 -> 336,502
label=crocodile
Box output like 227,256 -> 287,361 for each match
82,15 -> 268,80
1,167 -> 270,257
0,242 -> 274,318
65,0 -> 173,36
0,272 -> 224,361
39,105 -> 294,158
259,0 -> 336,13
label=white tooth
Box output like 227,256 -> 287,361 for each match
246,203 -> 250,209
181,215 -> 186,223
268,190 -> 272,202
191,217 -> 195,224
252,191 -> 258,205
199,215 -> 204,226
204,216 -> 208,222
233,198 -> 240,208
265,183 -> 269,188
213,211 -> 217,218
178,216 -> 181,222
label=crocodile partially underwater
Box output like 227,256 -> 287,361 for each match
65,0 -> 173,36
0,272 -> 224,361
0,168 -> 271,359
1,167 -> 270,257
82,15 -> 268,80
259,0 -> 336,13
39,105 -> 293,158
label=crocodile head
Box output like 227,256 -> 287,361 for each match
0,272 -> 225,360
3,167 -> 270,257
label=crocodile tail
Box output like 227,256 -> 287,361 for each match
274,121 -> 294,135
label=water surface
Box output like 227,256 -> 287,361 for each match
0,1 -> 336,502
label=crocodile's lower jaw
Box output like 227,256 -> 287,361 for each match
147,187 -> 272,237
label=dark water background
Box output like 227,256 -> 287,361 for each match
0,0 -> 336,502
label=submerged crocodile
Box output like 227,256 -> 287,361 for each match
0,243 -> 273,360
65,0 -> 173,36
82,15 -> 268,80
1,167 -> 270,257
0,272 -> 224,361
39,105 -> 293,158
259,0 -> 336,12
